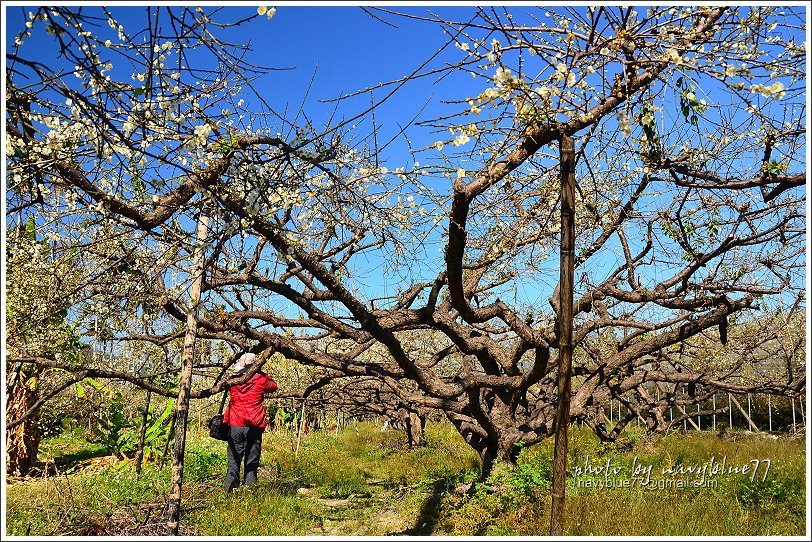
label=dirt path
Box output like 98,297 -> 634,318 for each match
296,485 -> 416,536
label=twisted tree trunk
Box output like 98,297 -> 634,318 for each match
5,363 -> 41,476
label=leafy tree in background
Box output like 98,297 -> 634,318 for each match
5,223 -> 85,474
5,4 -> 805,490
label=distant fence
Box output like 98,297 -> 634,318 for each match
595,393 -> 806,433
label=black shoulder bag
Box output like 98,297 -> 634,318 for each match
208,390 -> 230,441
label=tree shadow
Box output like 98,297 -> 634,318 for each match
396,477 -> 453,536
35,447 -> 111,476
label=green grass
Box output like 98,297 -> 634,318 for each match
430,426 -> 806,536
189,482 -> 327,536
4,422 -> 805,536
5,461 -> 172,535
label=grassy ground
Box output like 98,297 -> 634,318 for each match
4,422 -> 806,536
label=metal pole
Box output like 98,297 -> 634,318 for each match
729,393 -> 733,429
549,134 -> 576,537
747,394 -> 752,432
768,395 -> 772,432
712,394 -> 716,432
792,397 -> 796,428
682,387 -> 686,432
697,404 -> 701,431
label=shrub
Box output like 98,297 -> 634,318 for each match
735,470 -> 804,510
185,448 -> 227,481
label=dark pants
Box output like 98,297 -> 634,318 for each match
225,425 -> 263,492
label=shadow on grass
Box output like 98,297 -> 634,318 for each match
28,446 -> 112,477
398,476 -> 454,536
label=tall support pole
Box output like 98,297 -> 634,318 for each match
729,393 -> 733,428
550,135 -> 576,536
747,394 -> 752,432
135,309 -> 152,476
166,206 -> 210,535
712,394 -> 716,432
682,386 -> 687,432
295,400 -> 306,455
135,389 -> 152,475
791,397 -> 796,429
768,395 -> 772,432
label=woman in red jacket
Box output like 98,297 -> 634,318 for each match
223,352 -> 278,491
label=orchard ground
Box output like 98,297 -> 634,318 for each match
4,421 -> 805,536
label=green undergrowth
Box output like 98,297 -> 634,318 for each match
430,427 -> 805,536
4,423 -> 805,536
5,458 -> 172,535
266,421 -> 479,495
188,422 -> 479,535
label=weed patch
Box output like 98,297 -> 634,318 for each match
5,423 -> 805,536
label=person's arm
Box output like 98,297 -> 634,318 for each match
259,372 -> 278,394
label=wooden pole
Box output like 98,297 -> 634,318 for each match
135,389 -> 152,475
550,134 -> 576,537
729,394 -> 759,432
295,400 -> 306,455
166,206 -> 210,535
676,405 -> 701,431
159,412 -> 176,470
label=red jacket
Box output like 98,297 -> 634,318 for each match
224,371 -> 278,428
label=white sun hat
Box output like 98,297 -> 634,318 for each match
233,352 -> 257,373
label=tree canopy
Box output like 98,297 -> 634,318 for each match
5,5 -> 806,471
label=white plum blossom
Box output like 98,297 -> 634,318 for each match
193,123 -> 212,145
257,6 -> 275,18
452,134 -> 470,146
751,81 -> 786,99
